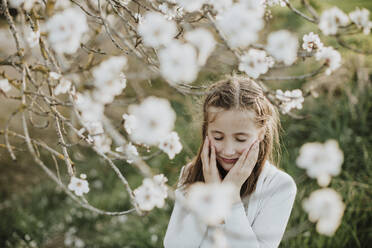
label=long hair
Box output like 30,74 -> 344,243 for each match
180,75 -> 281,198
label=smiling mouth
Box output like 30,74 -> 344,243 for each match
219,157 -> 238,164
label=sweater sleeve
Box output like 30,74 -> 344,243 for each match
163,188 -> 208,248
163,165 -> 208,248
223,172 -> 297,248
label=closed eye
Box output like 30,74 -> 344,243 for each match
213,137 -> 247,142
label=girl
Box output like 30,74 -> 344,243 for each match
164,76 -> 297,248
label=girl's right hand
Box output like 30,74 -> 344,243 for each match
201,136 -> 221,184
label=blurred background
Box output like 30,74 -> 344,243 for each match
1,0 -> 371,247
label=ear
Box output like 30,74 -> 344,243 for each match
258,127 -> 265,141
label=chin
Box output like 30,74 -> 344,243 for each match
218,160 -> 235,171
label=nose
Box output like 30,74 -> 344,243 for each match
220,139 -> 236,157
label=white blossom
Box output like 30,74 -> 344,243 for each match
55,0 -> 71,10
92,56 -> 127,87
319,7 -> 349,35
84,121 -> 104,136
159,3 -> 184,20
315,46 -> 341,75
175,0 -> 206,12
241,0 -> 265,17
275,89 -> 304,114
68,176 -> 90,196
184,28 -> 216,66
122,114 -> 137,134
187,182 -> 235,225
216,3 -> 264,48
73,92 -> 104,123
0,79 -> 11,93
302,32 -> 323,53
302,188 -> 345,236
158,131 -> 183,159
138,12 -> 177,48
9,0 -> 38,11
208,0 -> 233,13
134,174 -> 168,211
25,28 -> 40,48
127,96 -> 176,146
267,30 -> 298,66
238,49 -> 272,79
296,140 -> 343,187
54,78 -> 72,95
349,8 -> 372,35
115,143 -> 139,164
92,134 -> 112,154
262,0 -> 286,7
158,40 -> 199,85
45,8 -> 88,54
49,72 -> 61,80
92,72 -> 127,104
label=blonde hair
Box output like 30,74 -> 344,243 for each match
181,75 -> 281,197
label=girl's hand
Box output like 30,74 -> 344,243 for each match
201,136 -> 222,184
223,140 -> 260,192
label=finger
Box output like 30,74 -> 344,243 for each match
243,141 -> 259,170
235,147 -> 250,169
201,137 -> 209,169
210,144 -> 216,168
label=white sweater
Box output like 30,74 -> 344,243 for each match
163,161 -> 297,248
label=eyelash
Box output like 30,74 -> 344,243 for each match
214,137 -> 247,143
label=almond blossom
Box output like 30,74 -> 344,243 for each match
319,7 -> 349,35
92,134 -> 112,154
158,41 -> 199,85
184,28 -> 216,66
73,92 -> 104,123
315,46 -> 341,75
262,0 -> 286,7
54,78 -> 72,95
138,12 -> 177,48
127,96 -> 176,146
186,182 -> 235,226
238,48 -> 273,79
25,28 -> 40,48
45,8 -> 89,54
302,188 -> 345,236
209,0 -> 233,13
275,89 -> 304,114
158,131 -> 183,159
68,175 -> 90,196
115,143 -> 139,164
349,8 -> 372,35
122,114 -> 137,135
266,30 -> 298,66
92,56 -> 127,104
9,0 -> 38,11
296,140 -> 343,187
216,3 -> 264,48
302,32 -> 323,53
158,2 -> 184,20
0,79 -> 11,93
134,174 -> 168,211
175,0 -> 206,12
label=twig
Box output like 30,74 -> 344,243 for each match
284,0 -> 318,24
335,35 -> 372,55
259,63 -> 326,81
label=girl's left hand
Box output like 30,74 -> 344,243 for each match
223,140 -> 260,196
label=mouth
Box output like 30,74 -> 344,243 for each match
219,157 -> 238,164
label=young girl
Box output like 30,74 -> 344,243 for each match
163,76 -> 297,248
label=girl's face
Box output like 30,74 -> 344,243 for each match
207,108 -> 264,171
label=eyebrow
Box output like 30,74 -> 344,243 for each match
211,130 -> 250,136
